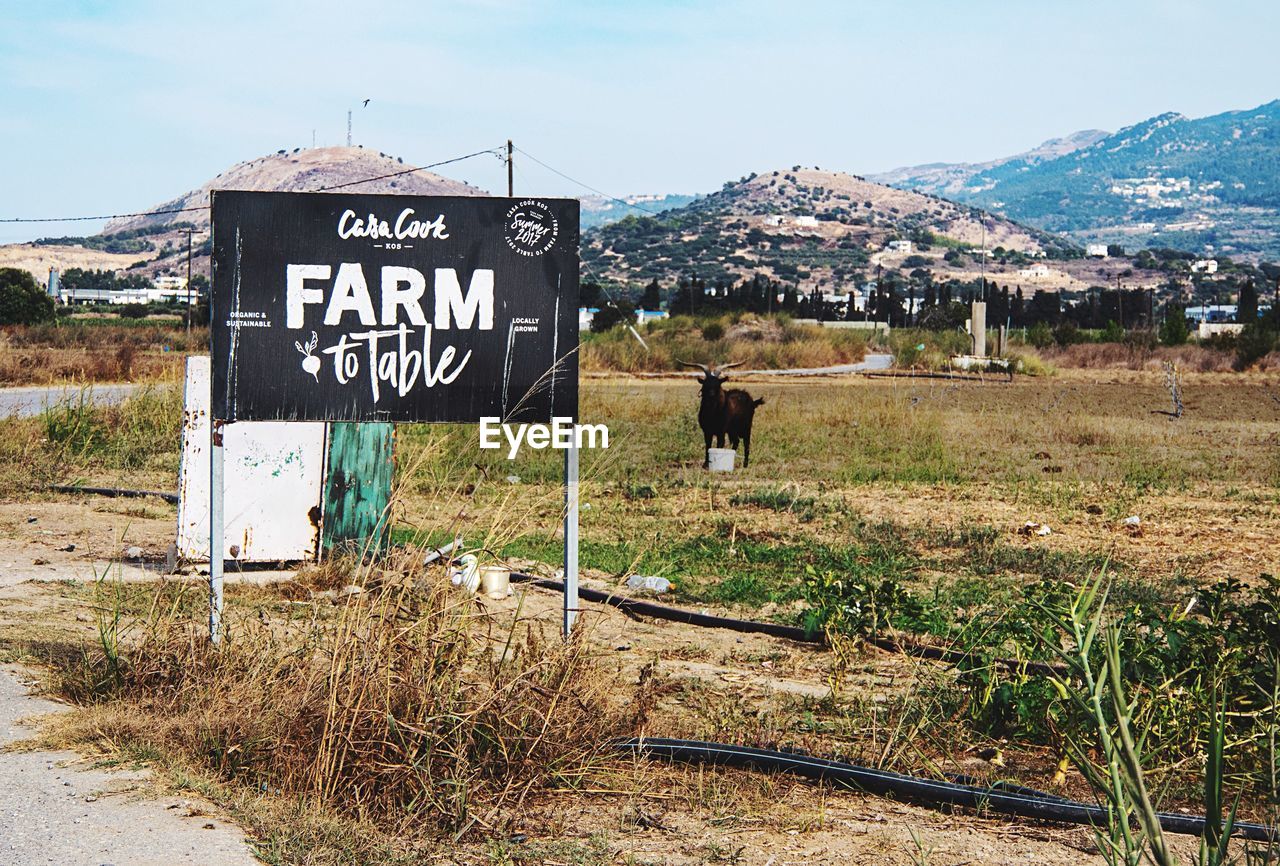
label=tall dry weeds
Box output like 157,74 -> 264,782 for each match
62,560 -> 635,838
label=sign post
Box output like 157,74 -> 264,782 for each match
563,443 -> 579,636
208,420 -> 225,643
208,190 -> 579,642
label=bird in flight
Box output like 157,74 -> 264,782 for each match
362,99 -> 370,107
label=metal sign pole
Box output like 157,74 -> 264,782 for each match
209,420 -> 226,643
562,442 -> 579,637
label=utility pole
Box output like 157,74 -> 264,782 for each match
872,262 -> 881,323
347,110 -> 352,147
979,216 -> 987,301
179,227 -> 196,334
506,140 -> 514,197
1116,272 -> 1124,329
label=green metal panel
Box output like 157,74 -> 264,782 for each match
321,422 -> 395,557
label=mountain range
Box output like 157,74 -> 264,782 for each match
873,100 -> 1280,260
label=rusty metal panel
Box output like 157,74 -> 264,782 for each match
176,356 -> 327,562
321,422 -> 395,556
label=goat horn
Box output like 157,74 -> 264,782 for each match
716,361 -> 746,374
676,359 -> 711,374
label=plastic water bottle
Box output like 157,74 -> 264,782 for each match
626,574 -> 671,594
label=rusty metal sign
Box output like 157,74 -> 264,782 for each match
176,356 -> 327,563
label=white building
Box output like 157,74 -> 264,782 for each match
1017,263 -> 1051,279
1198,322 -> 1244,339
794,215 -> 820,228
1086,243 -> 1109,258
886,239 -> 913,254
1191,259 -> 1218,274
59,285 -> 199,305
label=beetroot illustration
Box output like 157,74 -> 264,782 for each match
295,332 -> 321,381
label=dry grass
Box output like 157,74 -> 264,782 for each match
52,557 -> 638,843
581,314 -> 868,373
0,380 -> 183,496
0,323 -> 204,384
1032,342 -> 1246,372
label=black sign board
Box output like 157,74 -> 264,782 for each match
210,190 -> 578,423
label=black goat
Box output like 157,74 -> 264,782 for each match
678,360 -> 765,468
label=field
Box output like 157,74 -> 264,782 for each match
0,320 -> 199,385
1,366 -> 1278,864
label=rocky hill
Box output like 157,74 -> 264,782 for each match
17,147 -> 486,284
582,167 -> 1089,293
879,100 -> 1280,260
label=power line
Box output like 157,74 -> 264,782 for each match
512,146 -> 664,217
0,146 -> 505,224
314,147 -> 504,191
0,205 -> 205,225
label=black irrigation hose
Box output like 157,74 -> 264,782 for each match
617,738 -> 1279,843
49,484 -> 179,504
511,572 -> 814,641
508,572 -> 1065,677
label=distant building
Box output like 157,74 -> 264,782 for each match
763,215 -> 784,227
886,239 -> 913,254
578,307 -> 599,330
794,215 -> 820,228
1198,322 -> 1244,340
636,309 -> 669,325
1086,243 -> 1109,258
1017,263 -> 1051,279
1191,258 -> 1218,274
153,275 -> 188,291
1184,304 -> 1236,323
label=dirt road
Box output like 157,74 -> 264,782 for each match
0,666 -> 261,865
0,383 -> 140,419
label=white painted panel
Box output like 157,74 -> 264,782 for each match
176,356 -> 327,562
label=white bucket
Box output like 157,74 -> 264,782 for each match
707,448 -> 736,472
479,565 -> 512,599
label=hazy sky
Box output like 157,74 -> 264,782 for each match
3,0 -> 1278,243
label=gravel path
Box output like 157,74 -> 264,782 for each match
0,666 -> 261,865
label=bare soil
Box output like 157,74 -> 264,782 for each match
0,498 -> 1216,865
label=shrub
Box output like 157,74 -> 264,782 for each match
1159,305 -> 1189,346
1027,321 -> 1054,349
589,301 -> 635,333
1234,324 -> 1277,370
700,321 -> 724,341
0,267 -> 55,325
